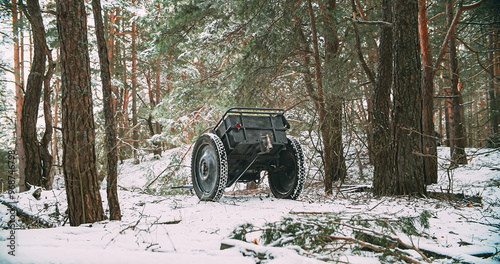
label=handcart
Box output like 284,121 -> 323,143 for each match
191,107 -> 305,201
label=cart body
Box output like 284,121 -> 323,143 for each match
191,108 -> 304,201
213,108 -> 291,187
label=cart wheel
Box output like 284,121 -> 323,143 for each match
191,133 -> 228,201
269,136 -> 305,200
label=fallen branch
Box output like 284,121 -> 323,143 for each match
145,142 -> 195,190
327,235 -> 421,264
417,244 -> 500,264
0,198 -> 54,228
153,220 -> 181,225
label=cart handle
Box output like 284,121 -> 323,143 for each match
213,107 -> 289,131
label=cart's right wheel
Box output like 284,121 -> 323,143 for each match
268,136 -> 305,200
191,133 -> 228,201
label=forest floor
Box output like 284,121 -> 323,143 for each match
1,146 -> 499,264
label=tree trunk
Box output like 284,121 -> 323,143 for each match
325,0 -> 346,187
350,0 -> 375,165
445,87 -> 452,148
307,0 -> 346,195
12,0 -> 26,192
57,0 -> 104,226
446,0 -> 467,165
40,36 -> 54,190
145,68 -> 162,156
418,0 -> 438,184
372,0 -> 393,196
22,0 -> 47,188
92,0 -> 122,221
390,0 -> 425,195
120,45 -> 129,163
53,48 -> 60,173
488,27 -> 499,138
155,64 -> 162,154
132,0 -> 139,163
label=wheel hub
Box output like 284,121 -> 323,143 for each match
196,144 -> 217,192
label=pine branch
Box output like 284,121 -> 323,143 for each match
344,17 -> 392,27
327,235 -> 422,264
433,0 -> 487,73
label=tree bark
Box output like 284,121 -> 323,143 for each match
488,26 -> 499,138
307,0 -> 346,195
57,0 -> 104,226
12,0 -> 26,192
372,0 -> 393,196
350,0 -> 376,166
144,67 -> 162,156
40,36 -> 54,190
446,0 -> 467,165
132,0 -> 139,163
53,48 -> 60,172
154,64 -> 162,155
92,0 -> 122,221
390,0 -> 425,195
418,0 -> 438,184
22,0 -> 47,188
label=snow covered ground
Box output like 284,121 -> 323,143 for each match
1,146 -> 499,264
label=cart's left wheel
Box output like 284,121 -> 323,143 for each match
191,133 -> 228,201
268,136 -> 305,200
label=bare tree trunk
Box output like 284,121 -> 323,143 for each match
418,0 -> 438,184
155,64 -> 162,154
22,0 -> 47,188
350,0 -> 375,165
488,26 -> 499,139
446,0 -> 467,165
57,0 -> 104,226
145,68 -> 162,157
12,0 -> 26,192
131,0 -> 139,163
325,0 -> 346,187
92,0 -> 122,221
372,0 -> 393,196
40,38 -> 54,190
445,87 -> 452,148
53,48 -> 60,173
307,0 -> 346,195
390,0 -> 425,195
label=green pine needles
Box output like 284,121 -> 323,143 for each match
229,210 -> 434,263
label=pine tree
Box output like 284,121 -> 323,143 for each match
92,0 -> 121,221
21,0 -> 48,188
57,0 -> 104,226
372,0 -> 393,195
389,0 -> 425,195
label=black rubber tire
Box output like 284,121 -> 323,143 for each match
268,136 -> 305,199
191,133 -> 228,201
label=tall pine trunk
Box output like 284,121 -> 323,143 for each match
446,0 -> 467,165
132,0 -> 139,163
12,0 -> 26,192
372,0 -> 393,195
40,36 -> 54,190
307,0 -> 346,195
92,0 -> 121,221
57,0 -> 104,226
390,0 -> 425,195
488,26 -> 499,139
418,0 -> 438,184
22,0 -> 47,188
